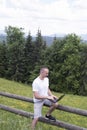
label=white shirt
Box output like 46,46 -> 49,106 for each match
32,76 -> 49,102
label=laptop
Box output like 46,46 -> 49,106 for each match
50,94 -> 65,103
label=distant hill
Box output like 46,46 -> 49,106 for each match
80,34 -> 87,41
0,33 -> 87,45
32,36 -> 55,46
42,36 -> 54,45
0,34 -> 6,43
0,34 -> 58,45
32,36 -> 64,46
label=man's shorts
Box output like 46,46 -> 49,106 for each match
34,99 -> 53,118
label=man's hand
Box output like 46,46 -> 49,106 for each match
47,95 -> 55,101
52,95 -> 58,99
48,89 -> 58,99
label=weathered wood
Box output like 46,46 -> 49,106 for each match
0,91 -> 33,103
0,91 -> 87,117
0,104 -> 87,130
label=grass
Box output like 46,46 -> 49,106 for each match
0,78 -> 87,130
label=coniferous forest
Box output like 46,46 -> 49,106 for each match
0,26 -> 87,95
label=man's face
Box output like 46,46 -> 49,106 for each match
42,69 -> 49,78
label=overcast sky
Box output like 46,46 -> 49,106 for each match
0,0 -> 87,36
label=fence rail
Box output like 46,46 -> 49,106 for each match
0,104 -> 87,130
0,91 -> 87,130
0,91 -> 87,116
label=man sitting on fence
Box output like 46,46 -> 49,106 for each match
31,67 -> 58,129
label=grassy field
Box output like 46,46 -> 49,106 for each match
0,78 -> 87,130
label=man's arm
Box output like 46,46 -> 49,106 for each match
33,91 -> 47,99
48,89 -> 53,96
48,89 -> 57,99
33,91 -> 54,100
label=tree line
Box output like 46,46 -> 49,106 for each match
0,26 -> 87,96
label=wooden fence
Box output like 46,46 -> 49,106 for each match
0,92 -> 87,130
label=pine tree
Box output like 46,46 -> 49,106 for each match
34,29 -> 46,64
23,32 -> 35,83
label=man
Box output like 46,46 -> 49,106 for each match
31,67 -> 58,129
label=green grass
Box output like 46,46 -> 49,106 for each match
0,78 -> 87,130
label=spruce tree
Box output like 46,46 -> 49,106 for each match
23,32 -> 35,83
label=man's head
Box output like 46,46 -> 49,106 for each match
40,67 -> 49,78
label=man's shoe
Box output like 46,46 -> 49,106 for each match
45,114 -> 56,121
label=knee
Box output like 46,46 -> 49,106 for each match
53,102 -> 58,108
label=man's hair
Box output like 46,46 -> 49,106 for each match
40,66 -> 49,73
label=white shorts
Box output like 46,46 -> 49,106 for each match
34,99 -> 53,118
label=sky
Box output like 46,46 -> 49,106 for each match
0,0 -> 87,36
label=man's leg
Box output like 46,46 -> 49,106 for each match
31,101 -> 43,129
31,118 -> 38,130
46,102 -> 58,115
44,100 -> 58,120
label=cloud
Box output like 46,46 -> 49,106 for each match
0,0 -> 87,35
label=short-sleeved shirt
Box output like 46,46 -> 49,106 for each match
32,76 -> 49,102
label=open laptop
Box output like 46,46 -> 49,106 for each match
49,94 -> 65,103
